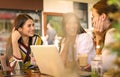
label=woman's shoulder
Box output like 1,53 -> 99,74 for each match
32,34 -> 43,45
33,34 -> 41,37
32,34 -> 42,39
105,28 -> 116,41
105,28 -> 116,45
107,28 -> 115,34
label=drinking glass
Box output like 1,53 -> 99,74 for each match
78,53 -> 88,71
91,55 -> 103,77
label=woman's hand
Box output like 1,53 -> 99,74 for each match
0,55 -> 12,71
83,64 -> 91,72
11,27 -> 22,59
93,17 -> 104,33
93,17 -> 106,45
30,54 -> 36,66
12,27 -> 21,43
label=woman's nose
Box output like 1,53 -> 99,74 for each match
31,26 -> 35,30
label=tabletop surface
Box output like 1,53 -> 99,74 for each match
0,69 -> 54,77
0,69 -> 91,77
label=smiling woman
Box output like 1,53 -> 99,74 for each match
0,13 -> 43,71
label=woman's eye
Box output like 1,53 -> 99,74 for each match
32,24 -> 34,27
28,24 -> 31,27
28,24 -> 34,27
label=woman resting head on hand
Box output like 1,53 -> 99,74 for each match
1,13 -> 43,71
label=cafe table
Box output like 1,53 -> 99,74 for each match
0,69 -> 54,77
0,69 -> 91,77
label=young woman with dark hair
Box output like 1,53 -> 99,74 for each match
1,13 -> 43,71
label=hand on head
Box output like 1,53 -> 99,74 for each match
12,27 -> 22,43
93,16 -> 105,33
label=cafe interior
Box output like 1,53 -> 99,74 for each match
0,0 -> 120,77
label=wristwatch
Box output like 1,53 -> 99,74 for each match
96,45 -> 101,49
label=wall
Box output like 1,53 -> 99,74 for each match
42,0 -> 99,36
44,0 -> 73,13
0,0 -> 43,11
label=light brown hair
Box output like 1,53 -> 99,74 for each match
93,0 -> 118,21
62,13 -> 86,37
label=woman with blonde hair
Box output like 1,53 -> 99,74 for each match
60,13 -> 95,71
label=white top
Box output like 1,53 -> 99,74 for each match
60,33 -> 96,64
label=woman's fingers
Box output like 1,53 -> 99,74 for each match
93,17 -> 104,33
12,27 -> 15,32
12,28 -> 21,42
99,17 -> 104,32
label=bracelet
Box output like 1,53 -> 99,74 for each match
96,45 -> 101,49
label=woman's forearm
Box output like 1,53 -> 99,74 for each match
12,41 -> 21,59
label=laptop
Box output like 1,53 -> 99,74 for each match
30,45 -> 65,77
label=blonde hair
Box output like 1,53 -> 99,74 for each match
62,13 -> 86,37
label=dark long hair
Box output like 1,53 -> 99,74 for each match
6,14 -> 33,60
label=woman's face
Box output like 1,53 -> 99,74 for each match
92,8 -> 110,31
92,8 -> 101,26
19,19 -> 35,37
65,17 -> 78,36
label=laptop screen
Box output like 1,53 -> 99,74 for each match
30,45 -> 65,77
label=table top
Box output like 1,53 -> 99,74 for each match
0,69 -> 91,77
0,69 -> 54,77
